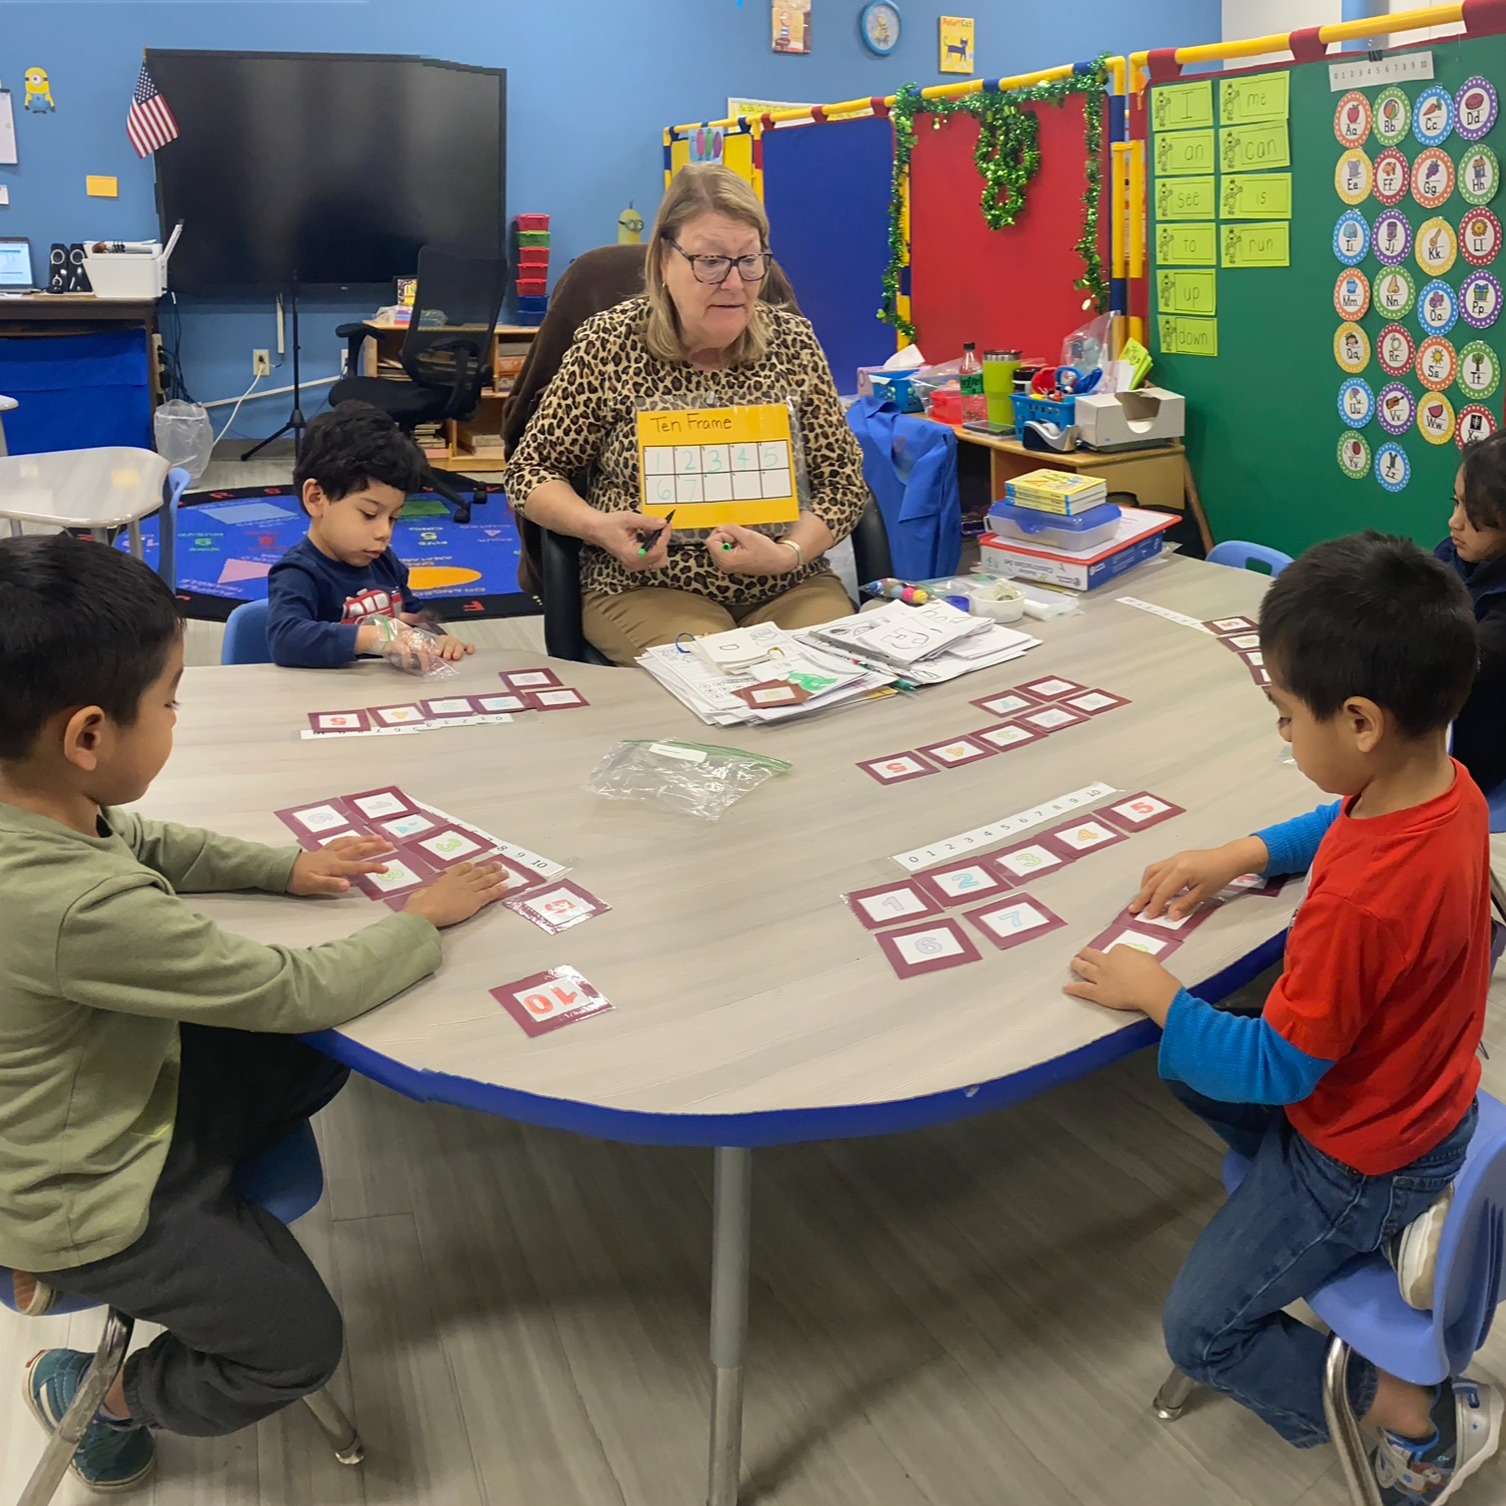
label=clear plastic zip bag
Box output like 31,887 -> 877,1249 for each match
584,739 -> 790,821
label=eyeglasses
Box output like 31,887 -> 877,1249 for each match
666,240 -> 772,284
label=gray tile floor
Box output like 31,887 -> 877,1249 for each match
3,450 -> 1505,1504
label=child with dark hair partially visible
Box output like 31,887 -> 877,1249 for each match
0,535 -> 508,1490
266,401 -> 475,669
1066,533 -> 1500,1505
1438,431 -> 1506,797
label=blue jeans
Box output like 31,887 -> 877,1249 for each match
1164,1084 -> 1476,1447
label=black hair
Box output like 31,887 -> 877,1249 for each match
1259,531 -> 1477,738
0,534 -> 183,760
292,401 -> 428,510
1458,430 -> 1506,533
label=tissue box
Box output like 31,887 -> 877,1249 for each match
1074,387 -> 1185,451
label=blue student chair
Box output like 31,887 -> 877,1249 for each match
221,599 -> 272,666
2,1122 -> 363,1506
1206,540 -> 1294,576
1152,1090 -> 1506,1506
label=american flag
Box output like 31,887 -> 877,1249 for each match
127,65 -> 178,159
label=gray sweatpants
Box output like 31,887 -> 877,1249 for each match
38,1025 -> 350,1436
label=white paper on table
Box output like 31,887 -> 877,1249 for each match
0,92 -> 15,167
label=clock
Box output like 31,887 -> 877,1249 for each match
860,1 -> 902,57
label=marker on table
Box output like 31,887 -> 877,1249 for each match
638,510 -> 675,557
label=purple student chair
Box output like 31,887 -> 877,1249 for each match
1153,1090 -> 1506,1506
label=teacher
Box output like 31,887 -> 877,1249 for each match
505,164 -> 868,666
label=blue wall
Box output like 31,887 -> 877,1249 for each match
0,0 -> 1218,439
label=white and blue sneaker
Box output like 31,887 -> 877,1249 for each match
1373,1377 -> 1502,1504
25,1348 -> 155,1492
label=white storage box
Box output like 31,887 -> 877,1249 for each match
82,223 -> 182,301
979,506 -> 1179,592
1074,386 -> 1185,451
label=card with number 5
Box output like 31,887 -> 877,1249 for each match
492,967 -> 614,1037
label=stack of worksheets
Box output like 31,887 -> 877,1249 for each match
799,599 -> 1041,685
637,625 -> 894,726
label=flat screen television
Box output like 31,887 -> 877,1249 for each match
149,50 -> 506,293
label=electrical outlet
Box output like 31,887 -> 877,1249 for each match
252,349 -> 272,378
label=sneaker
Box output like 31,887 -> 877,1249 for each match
10,1271 -> 62,1317
1372,1377 -> 1503,1504
1388,1186 -> 1455,1310
24,1348 -> 155,1492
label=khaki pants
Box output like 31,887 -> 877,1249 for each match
582,573 -> 854,666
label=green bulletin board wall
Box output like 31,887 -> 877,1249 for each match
1147,35 -> 1506,557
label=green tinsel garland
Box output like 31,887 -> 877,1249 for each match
880,59 -> 1111,342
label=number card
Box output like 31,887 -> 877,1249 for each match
1043,818 -> 1126,859
505,880 -> 609,934
916,735 -> 997,769
1063,689 -> 1129,717
277,801 -> 357,847
1020,705 -> 1088,735
971,691 -> 1036,718
354,856 -> 433,901
876,917 -> 984,979
308,710 -> 370,734
1221,632 -> 1261,652
1099,792 -> 1185,834
986,841 -> 1066,884
1219,873 -> 1291,900
1018,676 -> 1089,702
973,722 -> 1042,753
1089,926 -> 1183,962
378,810 -> 439,841
500,669 -> 564,691
345,786 -> 417,821
845,880 -> 944,931
524,688 -> 590,711
918,860 -> 1010,907
637,404 -> 800,528
493,968 -> 614,1038
370,703 -> 428,727
421,697 -> 478,718
1206,615 -> 1257,636
858,751 -> 939,785
1107,903 -> 1210,936
408,828 -> 488,869
966,895 -> 1066,952
476,693 -> 527,714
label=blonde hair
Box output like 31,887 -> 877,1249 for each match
644,165 -> 772,366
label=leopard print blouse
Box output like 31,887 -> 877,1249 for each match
504,296 -> 868,606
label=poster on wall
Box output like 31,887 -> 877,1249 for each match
940,17 -> 976,76
772,0 -> 812,54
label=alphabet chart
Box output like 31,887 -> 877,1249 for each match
637,404 -> 801,528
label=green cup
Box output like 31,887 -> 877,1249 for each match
983,350 -> 1021,429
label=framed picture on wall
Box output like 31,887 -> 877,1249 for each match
772,0 -> 812,54
939,16 -> 974,74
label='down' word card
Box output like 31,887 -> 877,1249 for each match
637,404 -> 801,529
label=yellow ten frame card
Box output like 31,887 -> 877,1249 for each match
637,405 -> 800,528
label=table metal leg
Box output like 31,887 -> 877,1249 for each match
707,1145 -> 752,1506
7,520 -> 21,539
128,518 -> 144,562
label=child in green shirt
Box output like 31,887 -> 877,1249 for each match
0,534 -> 510,1490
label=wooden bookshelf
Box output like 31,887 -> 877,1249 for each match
358,319 -> 539,472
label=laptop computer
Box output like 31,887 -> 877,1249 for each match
0,238 -> 38,294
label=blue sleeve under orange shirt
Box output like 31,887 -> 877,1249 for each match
266,538 -> 409,669
1159,768 -> 1490,1175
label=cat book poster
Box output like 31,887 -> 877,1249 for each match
772,0 -> 811,54
940,16 -> 975,74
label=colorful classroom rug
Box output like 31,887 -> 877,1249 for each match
118,483 -> 535,622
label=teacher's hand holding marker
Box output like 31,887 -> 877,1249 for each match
706,525 -> 803,576
590,509 -> 672,571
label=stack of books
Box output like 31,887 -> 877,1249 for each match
412,422 -> 450,463
1003,470 -> 1108,516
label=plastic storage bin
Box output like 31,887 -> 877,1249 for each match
516,276 -> 548,297
985,497 -> 1121,552
516,230 -> 552,248
515,214 -> 551,232
517,247 -> 550,268
1012,393 -> 1076,430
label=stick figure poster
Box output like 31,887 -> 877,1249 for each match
771,0 -> 811,54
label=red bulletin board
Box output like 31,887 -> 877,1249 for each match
908,94 -> 1109,363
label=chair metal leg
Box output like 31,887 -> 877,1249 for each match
302,1385 -> 365,1466
18,1310 -> 134,1506
1322,1338 -> 1383,1506
1152,1365 -> 1197,1422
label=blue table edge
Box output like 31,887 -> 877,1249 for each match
306,932 -> 1287,1150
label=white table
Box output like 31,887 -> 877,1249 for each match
0,445 -> 177,583
139,555 -> 1302,1505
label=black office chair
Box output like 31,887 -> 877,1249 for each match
539,501 -> 894,663
331,245 -> 507,524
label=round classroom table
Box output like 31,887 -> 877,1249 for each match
143,554 -> 1304,1506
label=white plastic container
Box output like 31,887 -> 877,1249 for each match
82,223 -> 182,301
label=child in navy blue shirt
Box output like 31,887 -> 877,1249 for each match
266,403 -> 475,669
1437,432 -> 1506,796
